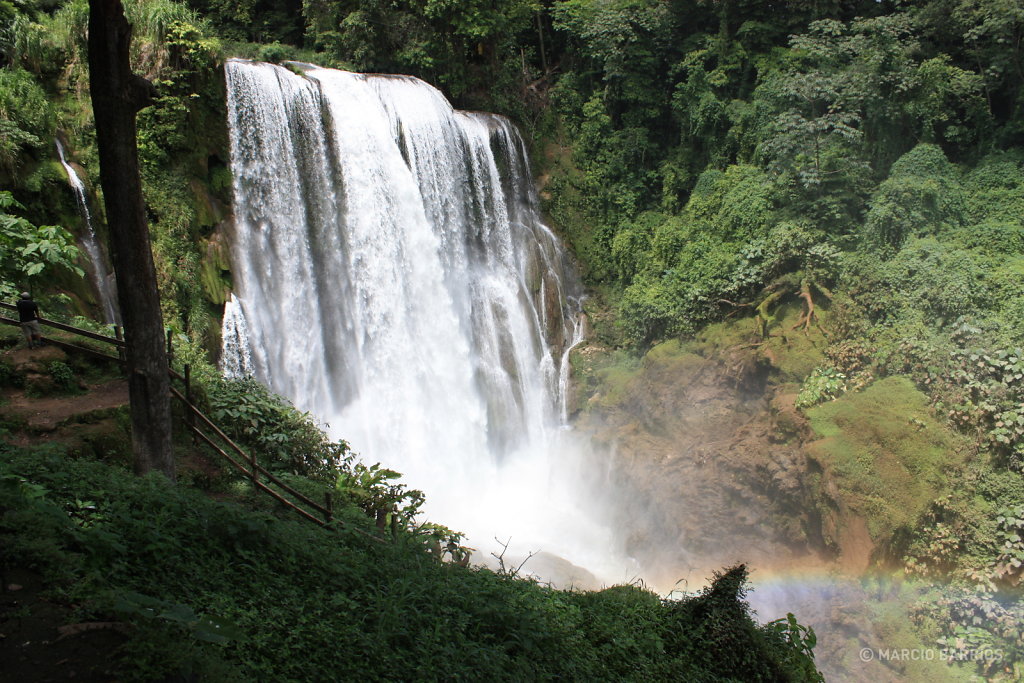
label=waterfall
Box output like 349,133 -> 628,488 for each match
222,60 -> 624,582
221,294 -> 256,379
55,140 -> 119,324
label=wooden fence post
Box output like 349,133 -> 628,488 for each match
184,364 -> 195,444
115,325 -> 125,363
324,492 -> 333,523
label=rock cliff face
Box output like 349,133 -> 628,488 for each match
571,305 -> 905,588
570,306 -> 972,681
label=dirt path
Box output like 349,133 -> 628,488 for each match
2,379 -> 128,431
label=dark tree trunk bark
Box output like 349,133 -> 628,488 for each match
88,0 -> 174,480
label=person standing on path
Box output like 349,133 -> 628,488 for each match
16,292 -> 43,348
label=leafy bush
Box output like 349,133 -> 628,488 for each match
256,41 -> 288,64
796,366 -> 847,409
203,376 -> 346,479
615,165 -> 789,343
962,152 -> 1024,226
948,219 -> 1024,256
47,360 -> 78,394
0,445 -> 823,681
660,564 -> 824,681
0,191 -> 83,298
991,505 -> 1024,587
199,374 -> 447,542
610,211 -> 659,281
940,346 -> 1024,469
844,238 -> 989,326
0,66 -> 54,173
0,359 -> 21,388
861,144 -> 967,253
902,467 -> 1024,676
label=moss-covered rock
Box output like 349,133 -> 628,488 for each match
199,228 -> 232,306
805,376 -> 967,553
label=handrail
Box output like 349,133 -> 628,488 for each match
1,308 -> 340,529
170,386 -> 330,518
0,303 -> 125,347
0,316 -> 122,362
188,423 -> 326,526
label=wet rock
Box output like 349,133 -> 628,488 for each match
769,391 -> 808,442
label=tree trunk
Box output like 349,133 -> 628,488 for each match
88,0 -> 174,480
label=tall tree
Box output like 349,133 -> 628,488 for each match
88,0 -> 175,480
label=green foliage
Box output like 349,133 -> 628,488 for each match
795,366 -> 847,408
0,445 -> 823,680
766,613 -> 823,682
46,360 -> 78,393
198,373 -> 442,540
0,359 -> 20,388
609,210 -> 658,280
940,346 -> 1024,468
334,459 -> 427,533
0,66 -> 54,174
862,144 -> 968,253
124,8 -> 227,343
960,150 -> 1024,227
255,41 -> 288,63
991,505 -> 1024,587
687,164 -> 775,240
1,14 -> 63,74
669,37 -> 758,176
871,317 -> 1024,468
303,0 -> 537,112
660,564 -> 824,681
901,465 -> 1024,676
759,15 -> 985,184
848,238 -> 986,327
0,191 -> 82,298
805,376 -> 966,542
916,0 -> 1024,145
186,0 -> 302,44
125,0 -> 208,52
136,18 -> 222,168
616,165 -> 817,342
142,177 -> 211,336
203,376 -> 346,479
0,0 -> 228,339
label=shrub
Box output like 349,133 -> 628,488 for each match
0,66 -> 54,173
256,42 -> 288,64
203,376 -> 346,479
862,144 -> 967,253
47,360 -> 78,394
796,366 -> 847,409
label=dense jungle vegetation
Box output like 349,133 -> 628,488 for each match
2,0 -> 1024,678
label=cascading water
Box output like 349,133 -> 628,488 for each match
222,60 -> 626,582
56,140 -> 119,324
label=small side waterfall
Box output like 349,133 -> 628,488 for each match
223,60 -> 624,581
221,294 -> 256,379
56,140 -> 119,324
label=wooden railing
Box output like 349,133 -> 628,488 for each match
0,303 -> 343,529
